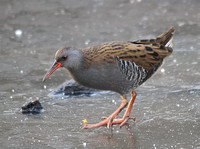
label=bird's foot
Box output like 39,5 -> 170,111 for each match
82,116 -> 135,129
112,116 -> 136,128
82,116 -> 113,129
83,91 -> 137,129
101,116 -> 135,127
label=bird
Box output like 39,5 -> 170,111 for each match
43,27 -> 175,129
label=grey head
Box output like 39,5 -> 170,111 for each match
42,47 -> 83,82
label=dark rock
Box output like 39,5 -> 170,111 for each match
49,79 -> 98,96
21,100 -> 43,114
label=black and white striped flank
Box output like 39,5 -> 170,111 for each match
116,57 -> 147,87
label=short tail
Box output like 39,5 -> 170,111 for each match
156,27 -> 175,47
131,27 -> 175,48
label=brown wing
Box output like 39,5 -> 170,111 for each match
82,27 -> 174,71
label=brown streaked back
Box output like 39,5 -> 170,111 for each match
82,27 -> 174,71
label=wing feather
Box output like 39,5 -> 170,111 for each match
82,27 -> 174,71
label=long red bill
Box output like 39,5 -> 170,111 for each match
42,61 -> 61,82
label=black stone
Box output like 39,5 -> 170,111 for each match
21,100 -> 43,114
49,80 -> 98,96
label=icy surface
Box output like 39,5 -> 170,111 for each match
0,0 -> 200,148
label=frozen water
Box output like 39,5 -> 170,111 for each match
0,0 -> 199,148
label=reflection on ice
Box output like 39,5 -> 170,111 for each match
15,29 -> 23,37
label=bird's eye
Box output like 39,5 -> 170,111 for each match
62,56 -> 67,60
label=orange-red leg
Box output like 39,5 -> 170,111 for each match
83,96 -> 128,129
83,91 -> 137,129
111,91 -> 136,127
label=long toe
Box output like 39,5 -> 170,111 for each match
108,116 -> 136,128
119,117 -> 135,128
83,116 -> 135,129
82,118 -> 109,129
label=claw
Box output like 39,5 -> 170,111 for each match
101,116 -> 107,119
82,119 -> 88,128
129,117 -> 136,121
119,117 -> 135,128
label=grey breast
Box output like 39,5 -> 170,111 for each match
69,62 -> 132,95
68,58 -> 162,95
